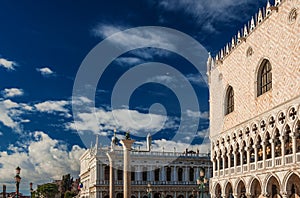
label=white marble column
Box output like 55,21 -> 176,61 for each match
120,139 -> 135,198
262,141 -> 266,169
106,151 -> 116,198
281,136 -> 286,166
271,139 -> 275,167
292,133 -> 296,163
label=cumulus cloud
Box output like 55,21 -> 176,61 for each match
0,58 -> 17,70
0,131 -> 86,192
36,67 -> 54,76
2,88 -> 24,98
0,99 -> 22,130
68,107 -> 177,137
145,138 -> 210,153
34,100 -> 71,117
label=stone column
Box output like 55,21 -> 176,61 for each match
227,153 -> 231,175
233,151 -> 237,174
281,136 -> 285,166
222,155 -> 225,175
106,151 -> 116,198
254,145 -> 258,170
120,139 -> 135,198
262,141 -> 266,169
271,139 -> 275,167
212,161 -> 215,177
246,147 -> 250,172
292,133 -> 296,163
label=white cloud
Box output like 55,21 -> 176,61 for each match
186,110 -> 209,119
36,67 -> 54,76
92,24 -> 176,59
68,108 -> 176,137
0,58 -> 17,70
34,100 -> 70,117
149,138 -> 210,153
156,0 -> 259,33
115,57 -> 144,67
2,88 -> 24,98
0,131 -> 86,192
148,75 -> 174,84
0,99 -> 21,130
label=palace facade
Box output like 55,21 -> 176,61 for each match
79,135 -> 212,198
208,0 -> 300,198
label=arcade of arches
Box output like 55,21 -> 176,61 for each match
212,172 -> 300,198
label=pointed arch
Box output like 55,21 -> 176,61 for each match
257,59 -> 272,97
265,175 -> 281,198
294,120 -> 300,153
224,181 -> 234,198
249,177 -> 262,198
214,183 -> 222,198
225,86 -> 234,115
235,179 -> 246,198
265,132 -> 272,159
282,171 -> 300,197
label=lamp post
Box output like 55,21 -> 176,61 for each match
30,182 -> 33,198
197,168 -> 208,198
146,183 -> 152,198
15,166 -> 21,198
192,188 -> 196,198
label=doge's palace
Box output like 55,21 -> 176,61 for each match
208,0 -> 300,197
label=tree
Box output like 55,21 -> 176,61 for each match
36,183 -> 59,198
64,191 -> 77,198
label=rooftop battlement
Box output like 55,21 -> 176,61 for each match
208,0 -> 285,71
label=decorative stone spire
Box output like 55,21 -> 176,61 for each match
250,16 -> 255,31
257,8 -> 263,24
220,49 -> 224,59
207,52 -> 212,72
237,31 -> 241,43
225,43 -> 229,54
216,53 -> 219,61
243,25 -> 248,37
231,37 -> 235,49
266,0 -> 272,16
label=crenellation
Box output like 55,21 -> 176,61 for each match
211,0 -> 290,66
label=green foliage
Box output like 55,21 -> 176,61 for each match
36,183 -> 59,198
64,191 -> 77,198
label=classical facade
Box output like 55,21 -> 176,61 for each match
208,0 -> 300,198
79,135 -> 212,198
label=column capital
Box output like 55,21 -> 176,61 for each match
120,139 -> 135,150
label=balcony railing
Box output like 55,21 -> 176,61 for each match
275,157 -> 282,166
257,161 -> 263,169
214,154 -> 300,178
250,163 -> 255,171
297,153 -> 300,162
266,159 -> 272,168
285,155 -> 293,164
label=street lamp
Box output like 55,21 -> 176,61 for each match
15,166 -> 21,198
146,183 -> 152,198
192,188 -> 196,198
30,182 -> 33,198
197,168 -> 208,198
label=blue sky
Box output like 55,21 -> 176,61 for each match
0,0 -> 272,194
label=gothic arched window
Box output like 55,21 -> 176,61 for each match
225,86 -> 234,115
257,59 -> 272,96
